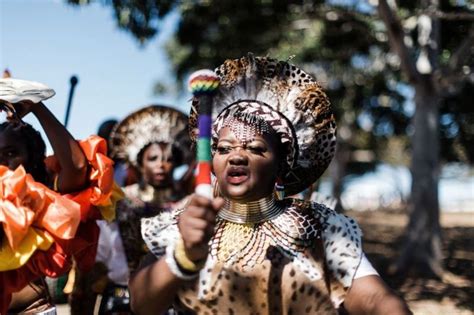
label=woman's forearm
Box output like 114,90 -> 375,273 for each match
344,276 -> 412,315
129,257 -> 188,315
371,293 -> 412,315
31,103 -> 87,192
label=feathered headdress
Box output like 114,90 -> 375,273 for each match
190,53 -> 336,195
110,105 -> 189,167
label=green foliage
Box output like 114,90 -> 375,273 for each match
66,0 -> 473,167
67,0 -> 176,42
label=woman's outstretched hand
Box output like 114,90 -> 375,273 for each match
178,194 -> 224,263
129,194 -> 223,315
7,100 -> 38,119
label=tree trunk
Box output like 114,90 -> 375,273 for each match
392,78 -> 443,277
330,129 -> 352,212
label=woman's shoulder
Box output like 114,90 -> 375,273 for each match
123,183 -> 141,198
272,198 -> 362,243
282,198 -> 360,228
279,198 -> 364,293
275,197 -> 335,225
268,198 -> 326,242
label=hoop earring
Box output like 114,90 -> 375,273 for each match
275,177 -> 285,200
213,183 -> 221,198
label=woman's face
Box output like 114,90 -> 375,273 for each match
140,143 -> 174,189
0,130 -> 29,171
212,126 -> 281,202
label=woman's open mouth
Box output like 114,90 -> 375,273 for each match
153,173 -> 166,181
226,166 -> 249,185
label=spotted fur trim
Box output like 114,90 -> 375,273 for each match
141,200 -> 363,307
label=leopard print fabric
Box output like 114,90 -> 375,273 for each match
141,200 -> 363,314
116,184 -> 188,275
189,54 -> 336,196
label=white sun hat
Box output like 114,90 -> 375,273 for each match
0,78 -> 55,104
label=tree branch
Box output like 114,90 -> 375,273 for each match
434,25 -> 474,95
425,9 -> 474,21
448,25 -> 474,73
378,0 -> 420,84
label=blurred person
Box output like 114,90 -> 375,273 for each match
97,119 -> 137,187
94,105 -> 194,314
67,118 -> 128,315
129,55 -> 412,315
0,78 -> 120,314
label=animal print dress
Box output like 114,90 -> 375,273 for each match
117,184 -> 188,275
141,199 -> 363,315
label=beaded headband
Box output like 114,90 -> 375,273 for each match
212,100 -> 296,173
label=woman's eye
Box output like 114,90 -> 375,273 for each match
247,146 -> 266,154
147,155 -> 158,162
216,146 -> 232,154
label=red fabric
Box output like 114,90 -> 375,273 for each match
0,136 -> 115,313
0,221 -> 99,314
0,242 -> 70,314
46,136 -> 115,222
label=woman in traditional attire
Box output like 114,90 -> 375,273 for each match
0,78 -> 120,314
129,54 -> 412,315
94,105 -> 194,314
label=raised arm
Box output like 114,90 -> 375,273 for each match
18,101 -> 88,193
343,275 -> 412,315
129,254 -> 186,315
129,195 -> 223,314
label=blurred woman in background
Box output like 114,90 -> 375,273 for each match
94,105 -> 194,314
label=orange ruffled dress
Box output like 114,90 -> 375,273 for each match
0,136 -> 123,313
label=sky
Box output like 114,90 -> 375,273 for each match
1,0 -> 183,146
1,0 -> 472,212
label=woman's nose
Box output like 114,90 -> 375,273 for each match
229,149 -> 248,165
155,159 -> 166,168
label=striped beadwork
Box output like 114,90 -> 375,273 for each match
188,70 -> 220,198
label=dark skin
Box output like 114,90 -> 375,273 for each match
140,143 -> 174,190
212,127 -> 279,203
0,131 -> 29,171
129,125 -> 411,315
6,100 -> 88,310
128,142 -> 187,211
5,101 -> 88,193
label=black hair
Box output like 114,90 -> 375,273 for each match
97,119 -> 118,156
97,119 -> 118,140
0,121 -> 49,184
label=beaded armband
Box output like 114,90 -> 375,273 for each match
165,239 -> 200,280
174,238 -> 205,272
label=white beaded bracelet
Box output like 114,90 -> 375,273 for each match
165,240 -> 199,280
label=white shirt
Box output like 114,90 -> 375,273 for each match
354,253 -> 379,279
95,220 -> 129,286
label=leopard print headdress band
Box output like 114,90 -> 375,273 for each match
190,54 -> 336,195
212,101 -> 297,172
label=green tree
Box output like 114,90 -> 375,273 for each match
68,0 -> 474,276
378,0 -> 473,277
